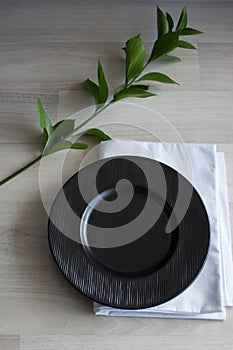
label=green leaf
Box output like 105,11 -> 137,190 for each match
176,7 -> 188,31
37,98 -> 53,143
84,63 -> 108,109
163,55 -> 181,62
71,142 -> 88,150
157,6 -> 169,38
97,60 -> 108,105
53,119 -> 74,134
166,12 -> 174,31
149,32 -> 179,62
43,130 -> 48,146
46,140 -> 73,155
178,40 -> 196,49
125,34 -> 146,83
49,119 -> 75,147
83,78 -> 99,105
82,128 -> 111,141
46,140 -> 88,155
137,72 -> 178,84
53,120 -> 64,130
132,84 -> 149,90
179,27 -> 203,35
114,86 -> 156,101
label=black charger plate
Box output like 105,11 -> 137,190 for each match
48,156 -> 210,309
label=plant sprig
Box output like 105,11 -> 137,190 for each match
0,5 -> 202,187
86,6 -> 201,106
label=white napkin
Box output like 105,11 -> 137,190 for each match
93,140 -> 233,320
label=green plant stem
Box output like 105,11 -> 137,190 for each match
72,100 -> 114,134
126,62 -> 150,87
0,103 -> 113,187
72,60 -> 149,136
0,154 -> 42,186
1,103 -> 112,187
0,58 -> 158,188
0,50 -> 170,188
0,6 -> 202,188
73,60 -> 149,135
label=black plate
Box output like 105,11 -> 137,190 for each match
48,156 -> 210,309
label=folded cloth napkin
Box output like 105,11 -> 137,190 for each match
93,140 -> 233,320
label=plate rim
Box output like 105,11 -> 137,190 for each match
48,156 -> 210,309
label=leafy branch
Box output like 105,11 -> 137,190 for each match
0,5 -> 202,187
82,6 -> 201,114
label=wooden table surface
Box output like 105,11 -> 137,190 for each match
1,1 -> 233,349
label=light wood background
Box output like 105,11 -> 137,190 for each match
1,1 -> 233,349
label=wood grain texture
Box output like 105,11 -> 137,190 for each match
0,0 -> 233,349
199,43 -> 233,91
58,91 -> 233,143
0,43 -> 200,91
18,335 -> 233,350
0,92 -> 58,143
0,336 -> 19,350
0,1 -> 232,90
0,0 -> 232,44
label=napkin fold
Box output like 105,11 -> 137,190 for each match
93,141 -> 233,320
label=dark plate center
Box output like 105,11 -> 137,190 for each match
80,186 -> 179,277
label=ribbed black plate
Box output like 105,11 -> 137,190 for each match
48,156 -> 210,309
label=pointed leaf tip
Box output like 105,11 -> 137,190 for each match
84,78 -> 99,106
125,34 -> 146,83
157,6 -> 169,38
176,6 -> 188,31
138,72 -> 179,85
178,40 -> 197,49
83,128 -> 111,141
37,98 -> 53,143
97,61 -> 109,105
163,54 -> 181,62
166,12 -> 174,31
180,27 -> 203,35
